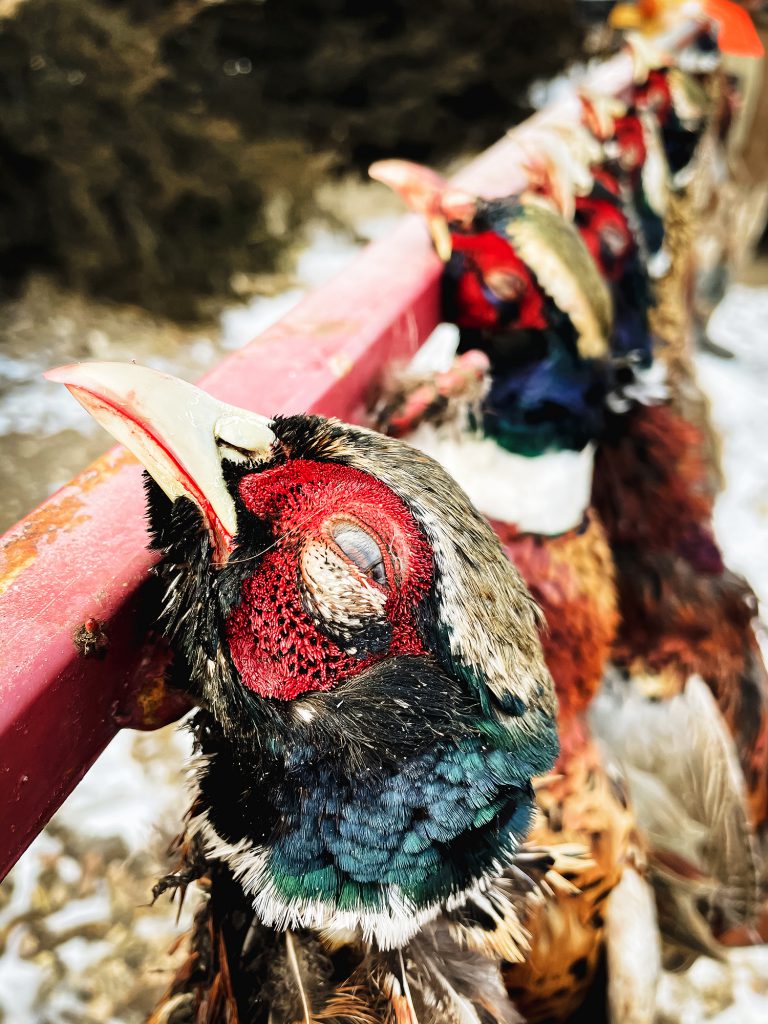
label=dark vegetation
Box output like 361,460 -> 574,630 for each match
0,0 -> 584,318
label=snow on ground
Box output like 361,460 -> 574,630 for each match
656,947 -> 768,1024
698,285 -> 768,607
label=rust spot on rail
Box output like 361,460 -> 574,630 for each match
72,446 -> 138,494
0,446 -> 138,599
0,495 -> 88,598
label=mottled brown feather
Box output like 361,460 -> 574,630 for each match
593,403 -> 768,833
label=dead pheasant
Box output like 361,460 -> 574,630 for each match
49,360 -> 582,1024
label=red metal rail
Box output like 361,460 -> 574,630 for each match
0,17 -> 704,882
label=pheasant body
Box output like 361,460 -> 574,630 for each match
50,361 -> 563,1023
593,400 -> 768,838
491,512 -> 618,719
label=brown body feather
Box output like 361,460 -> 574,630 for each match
492,513 -> 619,720
593,402 -> 768,837
494,522 -> 641,1022
504,721 -> 639,1023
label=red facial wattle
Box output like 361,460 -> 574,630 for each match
636,70 -> 673,124
225,460 -> 433,700
613,114 -> 647,175
575,196 -> 633,280
450,230 -> 548,331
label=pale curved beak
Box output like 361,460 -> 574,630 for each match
513,126 -> 597,221
45,362 -> 276,556
368,158 -> 448,212
369,158 -> 454,261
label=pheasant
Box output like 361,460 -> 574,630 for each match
48,360 -> 571,1023
369,158 -> 618,460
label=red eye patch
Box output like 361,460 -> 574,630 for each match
451,231 -> 547,331
225,461 -> 433,700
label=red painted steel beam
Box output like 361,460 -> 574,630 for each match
0,15 -> 705,881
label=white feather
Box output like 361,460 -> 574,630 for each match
402,422 -> 595,535
605,867 -> 660,1024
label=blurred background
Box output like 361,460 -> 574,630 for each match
0,0 -> 589,531
0,1 -> 767,1020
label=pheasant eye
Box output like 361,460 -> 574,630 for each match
485,269 -> 525,302
331,522 -> 388,587
601,225 -> 628,256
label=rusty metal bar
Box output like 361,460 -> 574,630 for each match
0,14 -> 705,881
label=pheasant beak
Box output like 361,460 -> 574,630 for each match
45,362 -> 276,558
368,158 -> 454,261
426,215 -> 453,263
513,133 -> 575,220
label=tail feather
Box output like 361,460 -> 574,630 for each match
591,671 -> 763,959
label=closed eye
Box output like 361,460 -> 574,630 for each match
601,225 -> 628,256
484,269 -> 525,302
331,522 -> 389,588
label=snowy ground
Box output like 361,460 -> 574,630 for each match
0,217 -> 767,1019
698,285 -> 768,609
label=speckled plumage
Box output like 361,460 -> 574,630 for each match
495,524 -> 643,1023
376,361 -> 652,1023
504,722 -> 640,1024
492,513 -> 619,720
